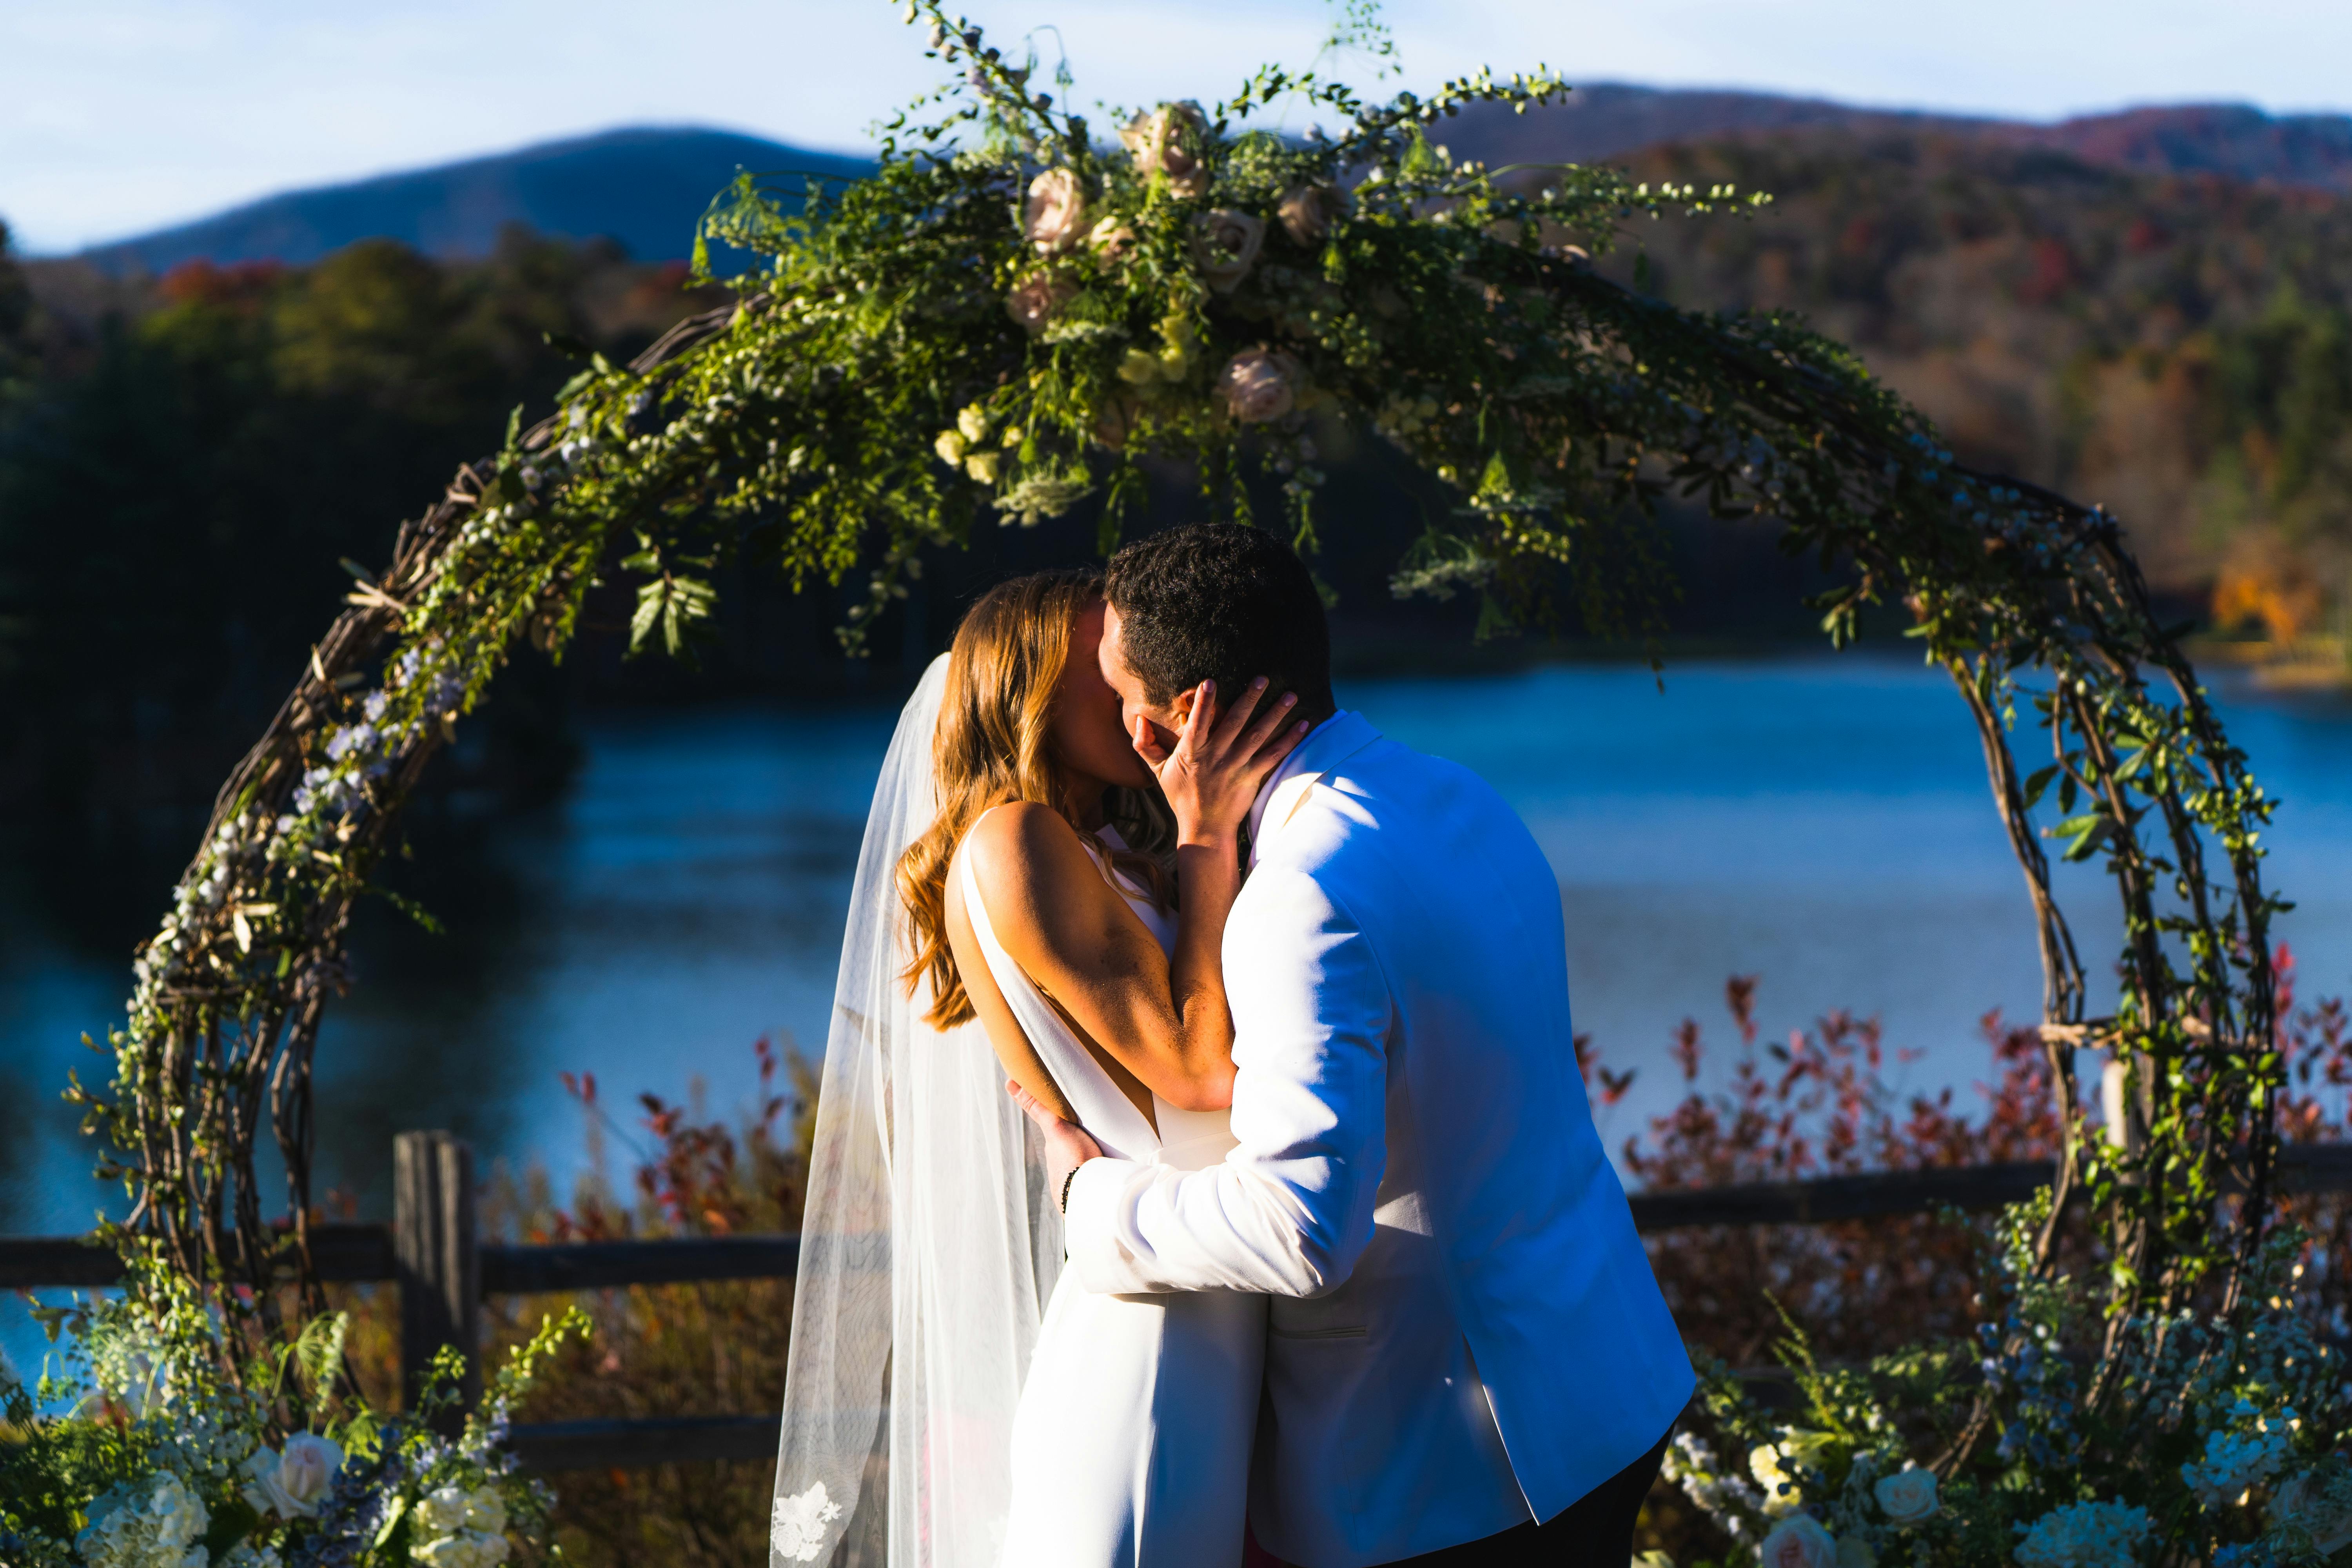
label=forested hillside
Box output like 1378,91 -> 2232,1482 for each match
1510,127 -> 2352,648
0,230 -> 746,922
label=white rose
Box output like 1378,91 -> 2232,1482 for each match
277,1433 -> 342,1515
1023,168 -> 1087,254
1277,183 -> 1341,247
1121,102 -> 1210,199
463,1487 -> 509,1537
1216,348 -> 1301,425
411,1528 -> 510,1568
1872,1466 -> 1938,1525
1003,273 -> 1077,337
241,1445 -> 298,1520
1757,1513 -> 1837,1568
412,1537 -> 469,1568
1191,209 -> 1265,293
414,1485 -> 472,1535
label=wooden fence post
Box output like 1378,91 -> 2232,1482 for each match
395,1130 -> 479,1430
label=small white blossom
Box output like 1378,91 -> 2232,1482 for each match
2181,1401 -> 2292,1508
77,1472 -> 211,1568
2013,1499 -> 2152,1568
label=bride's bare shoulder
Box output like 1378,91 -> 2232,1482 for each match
958,802 -> 1102,910
962,800 -> 1083,871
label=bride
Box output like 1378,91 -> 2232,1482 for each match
771,568 -> 1306,1568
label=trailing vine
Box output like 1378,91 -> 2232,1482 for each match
87,0 -> 2285,1503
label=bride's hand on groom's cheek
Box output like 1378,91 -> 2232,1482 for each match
1007,1080 -> 1105,1209
1132,677 -> 1308,847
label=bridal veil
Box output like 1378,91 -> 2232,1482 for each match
771,654 -> 1063,1568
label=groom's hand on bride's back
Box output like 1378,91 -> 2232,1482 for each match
1008,1079 -> 1104,1210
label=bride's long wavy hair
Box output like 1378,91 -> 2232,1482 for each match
897,568 -> 1174,1028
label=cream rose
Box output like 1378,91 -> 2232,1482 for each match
1122,102 -> 1210,199
1216,348 -> 1302,424
1277,183 -> 1341,247
1023,169 -> 1087,254
1093,390 -> 1145,450
1757,1514 -> 1837,1568
964,451 -> 1001,484
1872,1466 -> 1938,1525
1087,218 -> 1138,264
241,1432 -> 343,1518
1191,209 -> 1265,293
933,429 -> 968,466
1003,273 -> 1077,337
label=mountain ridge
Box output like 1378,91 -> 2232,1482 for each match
1442,83 -> 2352,192
58,87 -> 2352,276
73,125 -> 873,275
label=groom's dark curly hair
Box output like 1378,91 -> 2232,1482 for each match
1103,524 -> 1336,720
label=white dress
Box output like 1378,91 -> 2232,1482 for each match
957,826 -> 1263,1568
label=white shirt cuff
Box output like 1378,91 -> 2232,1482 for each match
1062,1156 -> 1139,1294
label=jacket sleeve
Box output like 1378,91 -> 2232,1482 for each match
1062,862 -> 1393,1297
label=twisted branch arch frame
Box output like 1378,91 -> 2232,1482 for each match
82,14 -> 2283,1466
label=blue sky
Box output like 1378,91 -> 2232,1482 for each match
5,0 -> 2350,254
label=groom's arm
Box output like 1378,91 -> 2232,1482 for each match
1062,864 -> 1391,1297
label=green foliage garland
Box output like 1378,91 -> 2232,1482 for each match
81,0 -> 2293,1535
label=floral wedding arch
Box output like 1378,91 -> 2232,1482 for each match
33,2 -> 2346,1562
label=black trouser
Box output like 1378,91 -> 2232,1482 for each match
1377,1424 -> 1673,1568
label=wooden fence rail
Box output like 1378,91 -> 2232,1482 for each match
7,1133 -> 2351,1472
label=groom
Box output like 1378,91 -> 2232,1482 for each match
1020,523 -> 1692,1568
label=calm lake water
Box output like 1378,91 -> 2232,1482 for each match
6,654 -> 2352,1368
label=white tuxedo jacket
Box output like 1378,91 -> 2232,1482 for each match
1064,712 -> 1692,1568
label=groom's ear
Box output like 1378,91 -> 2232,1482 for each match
1163,684 -> 1199,730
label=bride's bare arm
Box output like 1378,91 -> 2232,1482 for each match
942,865 -> 1088,1125
962,682 -> 1304,1112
